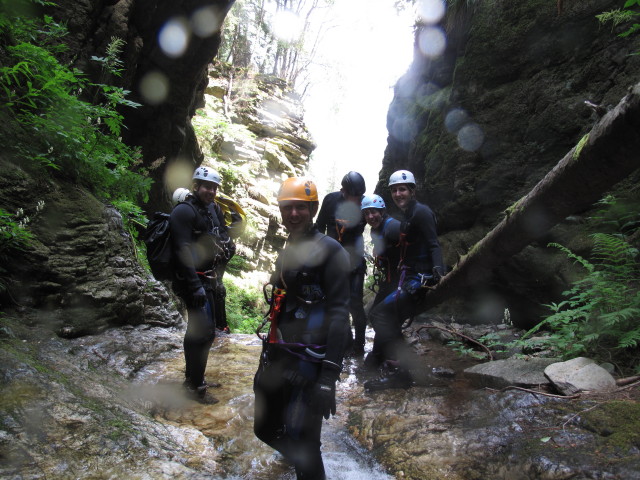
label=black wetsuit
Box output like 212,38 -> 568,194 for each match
369,199 -> 444,369
170,195 -> 228,389
254,226 -> 350,480
315,191 -> 367,350
370,214 -> 402,305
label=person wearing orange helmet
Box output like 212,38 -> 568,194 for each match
254,177 -> 350,480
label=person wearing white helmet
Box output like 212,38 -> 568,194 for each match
360,193 -> 402,370
364,170 -> 445,391
169,165 -> 230,404
315,171 -> 368,356
172,187 -> 192,205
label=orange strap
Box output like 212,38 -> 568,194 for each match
268,288 -> 287,343
397,232 -> 411,269
334,220 -> 347,243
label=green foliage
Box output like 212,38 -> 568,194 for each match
224,279 -> 266,333
597,1 -> 640,39
0,2 -> 151,207
515,198 -> 640,373
111,200 -> 148,265
0,203 -> 43,295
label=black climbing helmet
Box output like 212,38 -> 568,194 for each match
341,171 -> 366,196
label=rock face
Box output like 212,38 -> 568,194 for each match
192,62 -> 316,271
44,0 -> 236,214
380,0 -> 640,326
0,160 -> 182,337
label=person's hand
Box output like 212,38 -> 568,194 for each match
311,382 -> 336,420
311,362 -> 341,419
190,286 -> 207,308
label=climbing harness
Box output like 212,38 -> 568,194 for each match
257,283 -> 287,344
196,269 -> 216,280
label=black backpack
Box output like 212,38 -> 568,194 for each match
143,212 -> 174,281
143,202 -> 198,281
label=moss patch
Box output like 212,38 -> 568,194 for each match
581,400 -> 640,451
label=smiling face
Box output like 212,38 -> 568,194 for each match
194,180 -> 218,205
390,184 -> 414,211
279,200 -> 318,237
363,208 -> 384,229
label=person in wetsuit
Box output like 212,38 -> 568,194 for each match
170,166 -> 231,404
315,171 -> 367,355
364,170 -> 445,391
360,193 -> 402,370
254,177 -> 350,480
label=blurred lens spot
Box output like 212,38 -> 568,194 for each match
139,71 -> 169,105
164,159 -> 194,194
417,0 -> 446,24
191,6 -> 221,38
159,17 -> 190,58
444,108 -> 469,133
417,26 -> 446,59
457,123 -> 485,152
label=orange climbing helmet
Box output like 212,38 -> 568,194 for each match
277,177 -> 319,202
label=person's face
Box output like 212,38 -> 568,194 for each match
279,200 -> 317,236
391,184 -> 413,211
195,181 -> 218,205
363,208 -> 384,229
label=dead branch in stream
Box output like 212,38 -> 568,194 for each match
415,324 -> 494,360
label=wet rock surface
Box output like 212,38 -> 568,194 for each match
1,314 -> 639,479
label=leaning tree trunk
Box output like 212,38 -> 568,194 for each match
421,82 -> 640,312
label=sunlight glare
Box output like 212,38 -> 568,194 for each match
191,6 -> 222,38
159,17 -> 190,58
272,9 -> 302,42
139,71 -> 169,105
417,0 -> 446,24
417,26 -> 446,58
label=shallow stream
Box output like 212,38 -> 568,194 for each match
148,333 -> 394,479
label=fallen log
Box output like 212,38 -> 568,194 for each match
422,82 -> 640,312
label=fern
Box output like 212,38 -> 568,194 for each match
516,199 -> 640,373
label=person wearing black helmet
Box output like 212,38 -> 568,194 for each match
315,171 -> 368,356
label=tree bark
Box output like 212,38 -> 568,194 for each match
421,82 -> 640,312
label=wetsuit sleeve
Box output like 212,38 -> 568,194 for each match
411,205 -> 444,274
170,203 -> 201,291
320,238 -> 351,367
315,196 -> 331,234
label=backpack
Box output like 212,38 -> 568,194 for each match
143,212 -> 174,281
143,202 -> 198,281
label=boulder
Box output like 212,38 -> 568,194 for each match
544,357 -> 617,395
464,357 -> 559,389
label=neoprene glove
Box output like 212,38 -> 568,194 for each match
190,286 -> 207,308
311,362 -> 341,419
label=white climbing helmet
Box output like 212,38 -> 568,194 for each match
172,187 -> 192,205
388,170 -> 416,187
361,194 -> 386,210
193,166 -> 221,185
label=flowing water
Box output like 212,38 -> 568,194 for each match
149,333 -> 394,479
